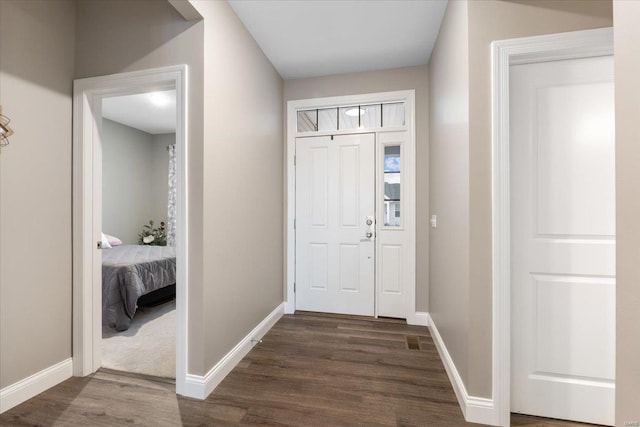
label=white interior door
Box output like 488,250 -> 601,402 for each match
510,56 -> 615,425
295,133 -> 375,316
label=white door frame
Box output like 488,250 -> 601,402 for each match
491,28 -> 613,426
285,90 -> 419,324
72,65 -> 189,395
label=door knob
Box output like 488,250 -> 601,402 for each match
366,232 -> 373,238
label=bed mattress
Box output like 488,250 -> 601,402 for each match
102,244 -> 176,331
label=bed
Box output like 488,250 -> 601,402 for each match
102,244 -> 176,331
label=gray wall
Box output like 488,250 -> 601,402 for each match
102,119 -> 171,244
613,0 -> 640,423
283,65 -> 430,312
466,0 -> 613,397
427,0 -> 471,392
77,0 -> 284,376
1,0 -> 283,390
75,0 -> 208,374
0,0 -> 75,388
191,1 -> 284,371
429,0 -> 613,399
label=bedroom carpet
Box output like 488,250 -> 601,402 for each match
101,299 -> 175,379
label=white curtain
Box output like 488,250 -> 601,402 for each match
167,144 -> 177,247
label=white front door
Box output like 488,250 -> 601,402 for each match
295,133 -> 375,316
510,56 -> 615,425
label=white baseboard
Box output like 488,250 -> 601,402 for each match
407,311 -> 429,326
181,302 -> 284,400
284,301 -> 295,315
466,395 -> 498,425
0,358 -> 73,414
427,314 -> 499,426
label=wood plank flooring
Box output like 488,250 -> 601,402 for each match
0,312 -> 601,426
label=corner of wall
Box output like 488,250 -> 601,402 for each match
427,315 -> 499,426
180,303 -> 284,400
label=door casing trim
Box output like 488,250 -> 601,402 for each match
491,28 -> 613,426
285,90 -> 418,323
72,65 -> 190,396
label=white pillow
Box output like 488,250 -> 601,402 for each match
101,232 -> 112,249
104,233 -> 123,246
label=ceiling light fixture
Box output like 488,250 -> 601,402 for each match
345,107 -> 365,117
148,92 -> 171,107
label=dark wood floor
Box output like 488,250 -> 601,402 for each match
0,312 -> 599,426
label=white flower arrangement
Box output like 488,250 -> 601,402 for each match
138,220 -> 167,246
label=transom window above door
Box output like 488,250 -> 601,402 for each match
297,102 -> 405,133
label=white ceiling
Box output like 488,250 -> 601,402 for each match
228,0 -> 448,80
102,90 -> 176,135
101,2 -> 448,131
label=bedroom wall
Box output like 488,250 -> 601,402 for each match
0,0 -> 75,389
283,65 -> 430,312
189,0 -> 284,372
427,0 -> 471,393
75,0 -> 207,374
101,119 -> 169,244
613,0 -> 640,423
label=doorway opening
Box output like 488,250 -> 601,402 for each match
286,90 -> 420,324
100,89 -> 178,380
72,65 -> 189,395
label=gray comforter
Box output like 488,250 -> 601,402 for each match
102,245 -> 176,331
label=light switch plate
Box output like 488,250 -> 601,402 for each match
430,214 -> 437,228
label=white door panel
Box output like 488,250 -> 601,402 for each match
532,275 -> 615,380
296,134 -> 375,316
380,244 -> 402,295
377,132 -> 408,318
510,56 -> 615,425
534,81 -> 616,237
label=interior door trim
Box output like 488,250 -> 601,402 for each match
491,28 -> 613,427
72,65 -> 190,396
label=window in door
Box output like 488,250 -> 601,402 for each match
296,102 -> 405,134
383,145 -> 401,227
